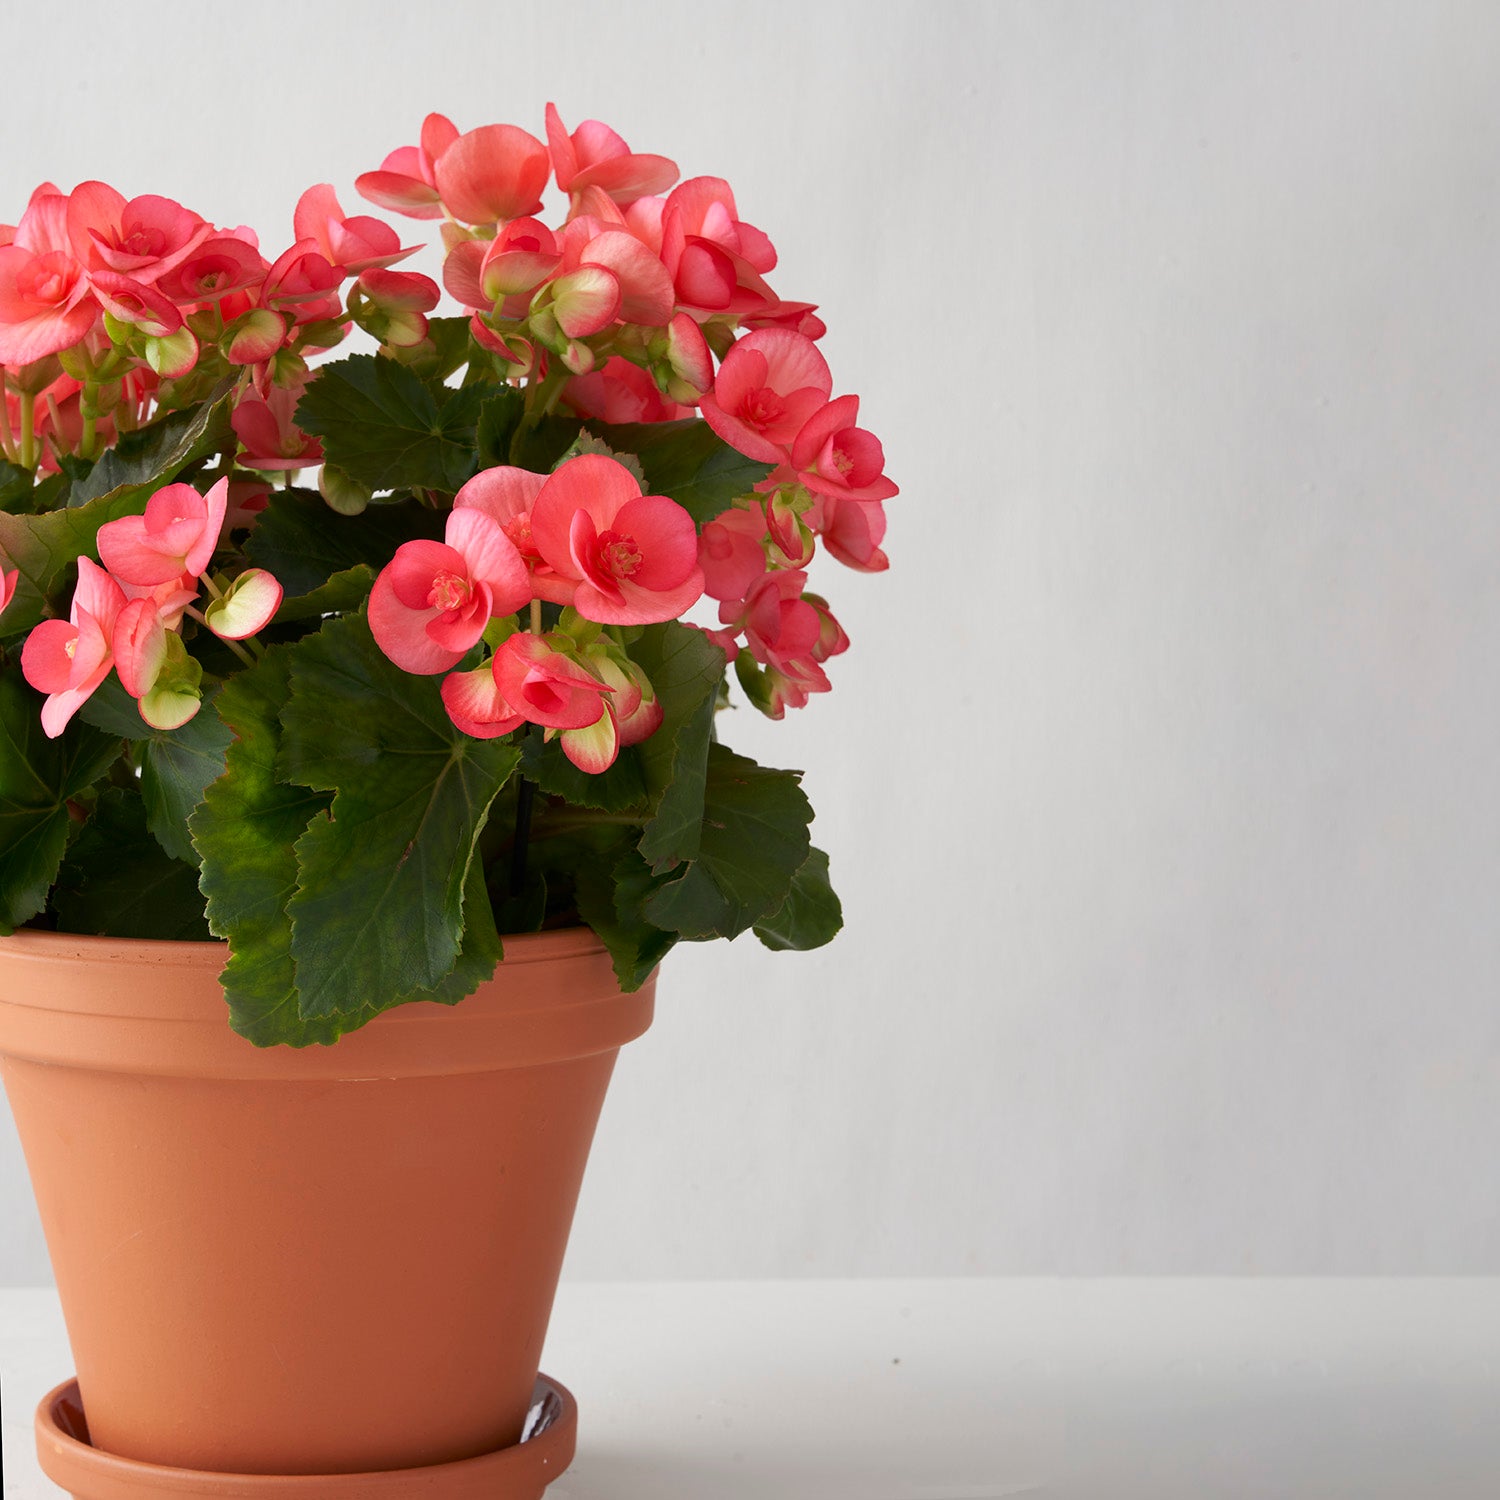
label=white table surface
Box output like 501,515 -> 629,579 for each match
2,1279 -> 1498,1498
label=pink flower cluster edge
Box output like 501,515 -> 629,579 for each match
0,106 -> 896,773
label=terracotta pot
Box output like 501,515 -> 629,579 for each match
0,927 -> 653,1482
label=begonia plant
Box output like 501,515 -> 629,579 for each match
0,108 -> 895,1045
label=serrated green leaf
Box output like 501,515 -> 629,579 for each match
0,465 -> 68,516
278,612 -> 519,1018
476,387 -> 526,469
67,382 -> 234,508
575,841 -> 677,991
0,666 -> 122,932
753,846 -> 842,951
53,787 -> 209,940
632,622 -> 726,872
521,732 -> 647,813
643,744 -> 812,940
510,413 -> 583,472
189,646 -> 336,1047
295,353 -> 485,493
558,431 -> 645,485
584,418 -> 774,527
392,855 -> 502,1006
273,564 -> 375,623
244,490 -> 443,598
78,677 -> 234,864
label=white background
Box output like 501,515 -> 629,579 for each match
2,0 -> 1498,1283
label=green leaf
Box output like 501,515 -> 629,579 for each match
584,419 -> 775,527
67,382 -> 234,508
0,666 -> 122,932
189,646 -> 336,1047
632,622 -> 726,872
559,431 -> 645,486
521,732 -> 647,814
753,846 -> 842,951
244,489 -> 443,598
0,466 -> 68,516
79,677 -> 234,865
393,854 -> 502,1006
643,745 -> 812,940
278,611 -> 520,1018
510,413 -> 583,473
476,387 -> 526,469
294,353 -> 485,493
273,564 -> 375,623
401,315 -> 475,384
575,841 -> 677,992
53,787 -> 209,940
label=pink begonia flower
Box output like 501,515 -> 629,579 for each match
65,183 -> 209,281
89,270 -> 183,337
741,300 -> 827,340
258,241 -> 343,325
231,385 -> 323,470
698,329 -> 832,464
96,477 -> 229,587
453,465 -> 574,605
722,568 -> 822,668
547,265 -> 621,339
119,573 -> 199,631
21,557 -> 126,737
156,234 -> 267,308
544,104 -> 679,211
356,267 -> 440,347
810,492 -> 889,573
530,453 -> 704,626
588,649 -> 663,749
0,191 -> 98,365
356,113 -> 459,220
698,503 -> 770,603
369,507 -> 532,674
553,220 -> 675,328
445,217 -> 559,310
440,663 -> 525,740
112,597 -> 167,699
492,632 -> 611,730
563,357 -> 694,425
223,307 -> 287,365
790,394 -> 898,503
433,124 -> 550,226
660,177 -> 777,318
293,185 -> 418,276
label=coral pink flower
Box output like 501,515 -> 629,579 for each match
453,465 -> 574,605
356,267 -> 440,347
0,191 -> 98,365
156,234 -> 266,308
259,241 -> 342,323
231,385 -> 323,470
545,104 -> 679,210
21,557 -> 126,737
356,113 -> 459,220
433,124 -> 550,226
65,183 -> 209,281
660,177 -> 777,318
791,394 -> 897,502
440,663 -> 525,740
588,649 -> 663,749
293,185 -> 418,275
445,217 -> 560,311
89,270 -> 183,337
698,329 -> 832,463
698,503 -> 770,603
563,357 -> 693,424
810,493 -> 889,573
369,507 -> 532,674
530,453 -> 704,626
568,226 -> 675,327
492,632 -> 610,730
96,477 -> 229,586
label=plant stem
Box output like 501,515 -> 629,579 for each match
530,597 -> 543,634
18,390 -> 36,473
184,605 -> 255,667
79,382 -> 99,463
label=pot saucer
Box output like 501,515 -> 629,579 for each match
35,1374 -> 577,1499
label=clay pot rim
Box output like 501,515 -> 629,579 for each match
0,924 -> 604,969
36,1374 -> 578,1497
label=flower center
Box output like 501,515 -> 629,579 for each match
596,529 -> 642,579
503,512 -> 541,562
741,386 -> 784,432
427,570 -> 472,611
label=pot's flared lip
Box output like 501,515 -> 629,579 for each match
0,924 -> 654,1078
36,1374 -> 577,1498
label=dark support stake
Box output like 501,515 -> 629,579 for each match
510,776 -> 535,898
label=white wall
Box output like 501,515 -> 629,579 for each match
3,0 -> 1498,1281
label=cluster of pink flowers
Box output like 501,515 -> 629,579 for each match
363,107 -> 896,721
0,176 -> 433,472
0,106 -> 896,770
17,478 -> 280,735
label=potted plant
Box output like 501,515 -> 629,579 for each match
0,105 -> 895,1499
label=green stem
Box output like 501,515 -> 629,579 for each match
184,604 -> 255,667
79,382 -> 99,463
18,390 -> 36,473
530,598 -> 543,634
